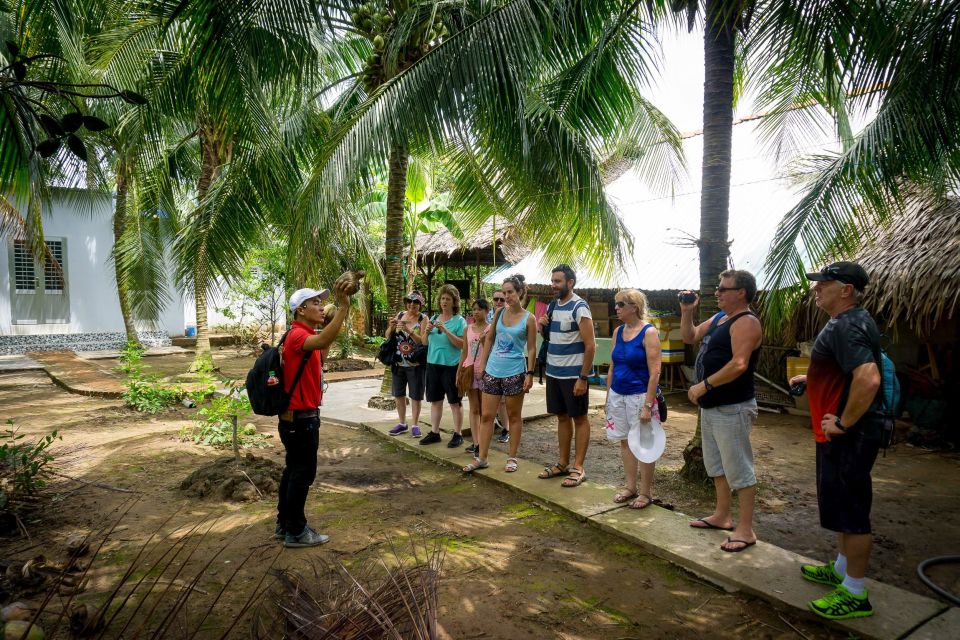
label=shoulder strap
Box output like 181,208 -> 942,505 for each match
287,348 -> 313,396
638,323 -> 652,341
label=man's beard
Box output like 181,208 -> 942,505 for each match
555,286 -> 569,299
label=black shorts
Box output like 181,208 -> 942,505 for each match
391,364 -> 425,401
816,423 -> 882,534
426,363 -> 461,405
546,376 -> 588,417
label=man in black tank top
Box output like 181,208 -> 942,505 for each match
680,269 -> 762,553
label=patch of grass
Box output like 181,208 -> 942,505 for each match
562,595 -> 635,627
435,533 -> 482,553
606,541 -> 648,560
313,493 -> 374,514
502,502 -> 543,519
431,480 -> 472,494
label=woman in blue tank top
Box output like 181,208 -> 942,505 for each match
604,289 -> 663,509
463,274 -> 537,474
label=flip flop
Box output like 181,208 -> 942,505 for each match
721,537 -> 757,553
689,517 -> 734,531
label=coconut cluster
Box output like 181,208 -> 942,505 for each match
350,1 -> 449,90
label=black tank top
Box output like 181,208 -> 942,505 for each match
694,311 -> 760,408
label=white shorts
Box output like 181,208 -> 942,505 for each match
605,389 -> 660,441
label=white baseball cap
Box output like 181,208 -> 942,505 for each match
288,287 -> 330,313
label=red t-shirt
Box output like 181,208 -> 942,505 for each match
282,320 -> 323,410
806,307 -> 880,442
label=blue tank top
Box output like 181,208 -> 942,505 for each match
611,324 -> 653,395
485,310 -> 531,378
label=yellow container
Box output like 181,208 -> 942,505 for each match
662,351 -> 685,363
786,356 -> 810,381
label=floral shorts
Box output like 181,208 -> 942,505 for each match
482,372 -> 525,397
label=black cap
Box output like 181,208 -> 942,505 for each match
806,261 -> 869,290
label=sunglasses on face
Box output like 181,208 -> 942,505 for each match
614,301 -> 633,308
493,297 -> 505,302
715,286 -> 743,293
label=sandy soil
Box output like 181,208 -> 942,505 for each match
503,389 -> 960,600
0,370 -> 849,639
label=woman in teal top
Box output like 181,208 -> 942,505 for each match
464,274 -> 536,474
420,283 -> 466,447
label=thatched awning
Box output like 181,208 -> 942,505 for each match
792,197 -> 960,340
411,218 -> 528,268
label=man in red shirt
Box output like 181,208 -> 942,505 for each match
277,280 -> 352,548
790,262 -> 882,619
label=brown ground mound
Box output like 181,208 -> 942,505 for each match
179,453 -> 283,502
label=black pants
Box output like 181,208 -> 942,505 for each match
276,415 -> 320,536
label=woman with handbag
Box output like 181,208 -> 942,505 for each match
605,289 -> 664,509
459,298 -> 491,455
464,275 -> 537,473
386,291 -> 430,438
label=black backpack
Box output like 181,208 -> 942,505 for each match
246,331 -> 313,416
537,302 -> 556,384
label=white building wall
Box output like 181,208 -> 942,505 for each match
0,190 -> 185,351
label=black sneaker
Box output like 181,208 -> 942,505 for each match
447,433 -> 464,448
496,430 -> 509,443
283,526 -> 330,548
493,416 -> 504,433
465,443 -> 478,454
419,431 -> 441,445
274,524 -> 286,540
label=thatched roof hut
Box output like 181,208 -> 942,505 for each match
411,218 -> 528,268
791,197 -> 960,342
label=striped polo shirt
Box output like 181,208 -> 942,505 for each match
546,294 -> 593,379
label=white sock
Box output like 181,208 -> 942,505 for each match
842,575 -> 866,596
834,553 -> 848,577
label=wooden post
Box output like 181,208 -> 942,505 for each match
232,413 -> 239,461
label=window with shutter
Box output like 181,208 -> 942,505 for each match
13,241 -> 36,293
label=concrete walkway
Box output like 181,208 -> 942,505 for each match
319,378 -> 954,640
27,351 -> 126,398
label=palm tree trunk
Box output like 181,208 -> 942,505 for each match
112,168 -> 139,346
681,0 -> 736,482
375,142 -> 409,402
190,135 -> 220,371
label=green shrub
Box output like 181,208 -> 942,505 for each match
123,377 -> 182,413
179,392 -> 271,449
0,420 -> 60,503
364,335 -> 386,348
116,340 -> 146,375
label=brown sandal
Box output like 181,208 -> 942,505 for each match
614,488 -> 638,503
561,467 -> 586,487
629,494 -> 653,509
538,463 -> 569,479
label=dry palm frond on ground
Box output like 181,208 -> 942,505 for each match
254,538 -> 444,640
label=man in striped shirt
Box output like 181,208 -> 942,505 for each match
537,264 -> 596,487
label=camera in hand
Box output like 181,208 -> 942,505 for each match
789,382 -> 807,397
678,291 -> 697,304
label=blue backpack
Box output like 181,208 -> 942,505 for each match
876,348 -> 901,450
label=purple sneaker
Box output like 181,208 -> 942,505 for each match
388,423 -> 408,436
410,426 -> 422,438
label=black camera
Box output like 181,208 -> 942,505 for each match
678,291 -> 697,304
789,382 -> 807,397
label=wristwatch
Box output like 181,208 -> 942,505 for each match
644,402 -> 655,409
527,370 -> 534,375
704,377 -> 714,391
835,418 -> 847,432
578,374 -> 589,381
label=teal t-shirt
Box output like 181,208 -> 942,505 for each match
426,314 -> 466,366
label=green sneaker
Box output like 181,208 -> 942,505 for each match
800,561 -> 843,586
809,586 -> 874,620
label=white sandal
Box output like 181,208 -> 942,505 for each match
463,458 -> 489,473
504,457 -> 519,473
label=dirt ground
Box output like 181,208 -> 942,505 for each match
0,370 -> 850,639
503,390 -> 960,600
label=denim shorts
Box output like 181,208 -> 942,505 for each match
700,399 -> 758,490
